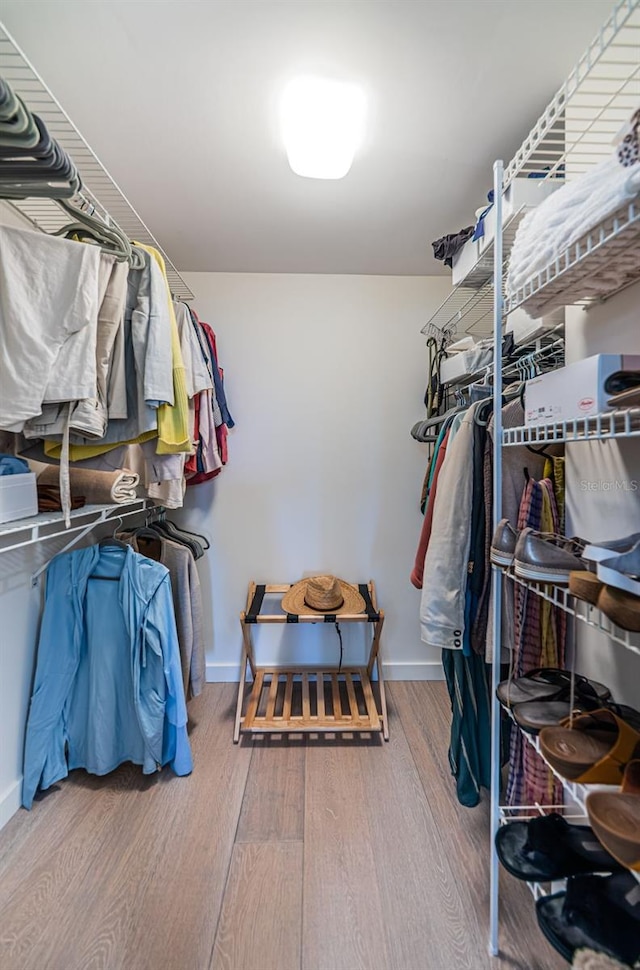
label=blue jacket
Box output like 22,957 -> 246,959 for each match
22,544 -> 192,809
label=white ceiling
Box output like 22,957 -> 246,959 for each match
0,0 -> 614,275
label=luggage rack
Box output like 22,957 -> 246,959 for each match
234,580 -> 388,742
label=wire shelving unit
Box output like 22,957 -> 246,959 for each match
421,209 -> 538,341
503,407 -> 640,445
489,0 -> 640,955
0,22 -> 193,300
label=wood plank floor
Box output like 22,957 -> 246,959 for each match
0,682 -> 564,970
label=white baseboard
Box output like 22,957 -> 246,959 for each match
205,660 -> 444,683
0,779 -> 22,832
381,661 -> 444,680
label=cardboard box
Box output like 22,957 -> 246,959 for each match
524,354 -> 640,425
0,472 -> 37,524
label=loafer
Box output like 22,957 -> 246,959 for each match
598,541 -> 640,596
490,518 -> 517,567
514,528 -> 585,585
583,532 -> 640,565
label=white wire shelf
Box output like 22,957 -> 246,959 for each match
422,209 -> 532,339
503,407 -> 640,445
0,500 -> 148,555
503,0 -> 640,187
505,199 -> 640,317
0,23 -> 194,300
502,569 -> 640,658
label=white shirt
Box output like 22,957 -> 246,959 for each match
0,224 -> 100,431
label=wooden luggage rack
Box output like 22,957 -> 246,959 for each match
234,580 -> 388,742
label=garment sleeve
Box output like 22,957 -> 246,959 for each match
22,557 -> 80,808
187,553 -> 206,697
145,575 -> 192,775
131,254 -> 175,408
420,414 -> 475,650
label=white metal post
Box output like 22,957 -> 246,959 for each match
489,159 -> 504,957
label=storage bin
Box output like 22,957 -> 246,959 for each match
478,177 -> 564,254
0,472 -> 38,524
451,237 -> 483,286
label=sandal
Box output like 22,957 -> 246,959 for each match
587,752 -> 640,873
539,710 -> 640,785
495,813 -> 623,882
497,667 -> 610,709
536,872 -> 640,966
513,697 -> 640,738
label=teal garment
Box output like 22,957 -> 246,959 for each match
441,647 -> 491,808
22,544 -> 192,809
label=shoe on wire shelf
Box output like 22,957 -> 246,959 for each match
583,532 -> 640,565
597,541 -> 640,597
513,528 -> 585,585
490,518 -> 517,567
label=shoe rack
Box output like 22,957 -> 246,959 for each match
487,0 -> 640,955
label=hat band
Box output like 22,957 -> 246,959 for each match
304,593 -> 344,612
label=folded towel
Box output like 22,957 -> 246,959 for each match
37,485 -> 86,514
36,465 -> 140,504
507,156 -> 640,310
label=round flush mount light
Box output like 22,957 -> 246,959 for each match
280,76 -> 366,180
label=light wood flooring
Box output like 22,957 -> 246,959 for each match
0,682 -> 564,970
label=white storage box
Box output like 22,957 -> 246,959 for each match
506,308 -> 564,346
525,354 -> 640,425
0,472 -> 38,524
478,177 -> 564,254
440,344 -> 493,385
451,237 -> 482,286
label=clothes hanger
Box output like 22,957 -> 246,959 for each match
98,516 -> 129,549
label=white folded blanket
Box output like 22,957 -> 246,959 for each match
507,156 -> 640,301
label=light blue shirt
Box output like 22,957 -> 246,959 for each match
22,543 -> 192,809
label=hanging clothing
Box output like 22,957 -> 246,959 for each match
30,247 -> 175,454
411,427 -> 450,589
420,401 -> 485,650
136,243 -> 191,455
506,476 -> 565,812
0,223 -> 100,432
485,399 -> 546,663
121,533 -> 205,700
22,544 -> 192,810
442,649 -> 492,808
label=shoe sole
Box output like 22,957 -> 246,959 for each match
597,561 -> 640,596
514,560 -> 571,585
490,548 -> 514,567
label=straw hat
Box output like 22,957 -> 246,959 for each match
281,574 -> 365,616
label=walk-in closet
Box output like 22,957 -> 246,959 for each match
0,2 -> 639,968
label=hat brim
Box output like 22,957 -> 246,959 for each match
281,578 -> 366,616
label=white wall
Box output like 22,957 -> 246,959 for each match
564,282 -> 640,708
179,272 -> 451,682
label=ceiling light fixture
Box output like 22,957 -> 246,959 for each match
280,76 -> 366,180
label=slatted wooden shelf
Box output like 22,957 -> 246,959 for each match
242,668 -> 381,734
234,580 -> 388,742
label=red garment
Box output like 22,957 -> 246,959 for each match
410,429 -> 450,589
